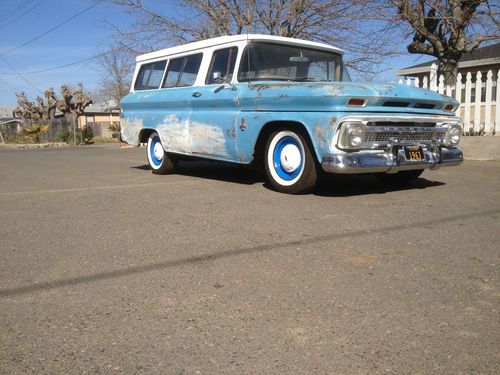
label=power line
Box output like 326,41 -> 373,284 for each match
0,76 -> 21,92
0,0 -> 35,24
0,1 -> 101,58
6,48 -> 122,75
0,55 -> 42,93
0,2 -> 221,76
0,0 -> 48,31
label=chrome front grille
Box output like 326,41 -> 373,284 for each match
363,127 -> 447,146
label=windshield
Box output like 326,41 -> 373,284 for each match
238,42 -> 343,83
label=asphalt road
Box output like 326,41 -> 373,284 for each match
0,144 -> 499,374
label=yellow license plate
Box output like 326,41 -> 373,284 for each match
405,146 -> 425,162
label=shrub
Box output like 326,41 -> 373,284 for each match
81,125 -> 94,144
57,128 -> 72,143
14,134 -> 36,144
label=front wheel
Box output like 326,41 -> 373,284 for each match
147,132 -> 177,174
264,130 -> 318,194
375,169 -> 424,184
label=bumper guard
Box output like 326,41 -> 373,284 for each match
322,146 -> 463,174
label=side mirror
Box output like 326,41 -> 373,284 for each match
213,71 -> 225,83
212,71 -> 236,92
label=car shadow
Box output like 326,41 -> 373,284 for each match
312,173 -> 446,197
132,161 -> 445,194
132,160 -> 264,185
131,164 -> 151,170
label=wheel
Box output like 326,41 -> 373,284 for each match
375,169 -> 424,184
146,132 -> 177,174
264,129 -> 318,194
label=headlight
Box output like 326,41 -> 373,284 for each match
444,125 -> 461,146
337,122 -> 366,149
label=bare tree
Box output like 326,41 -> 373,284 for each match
57,84 -> 93,117
109,0 -> 399,76
388,0 -> 499,84
15,88 -> 58,121
96,47 -> 134,103
15,85 -> 92,121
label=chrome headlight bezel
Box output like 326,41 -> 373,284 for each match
337,122 -> 366,150
443,124 -> 462,147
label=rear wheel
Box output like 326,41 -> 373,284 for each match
264,129 -> 318,194
147,132 -> 177,174
375,169 -> 424,184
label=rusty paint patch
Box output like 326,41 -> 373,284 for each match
240,117 -> 246,131
314,125 -> 329,144
225,127 -> 236,139
249,83 -> 295,91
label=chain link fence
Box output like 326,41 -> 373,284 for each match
0,119 -> 118,145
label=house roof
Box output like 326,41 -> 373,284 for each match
0,117 -> 21,124
53,103 -> 120,118
396,42 -> 500,76
83,104 -> 120,115
137,34 -> 344,63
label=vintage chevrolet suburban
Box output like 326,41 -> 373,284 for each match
120,34 -> 463,194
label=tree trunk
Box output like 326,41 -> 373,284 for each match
438,56 -> 460,86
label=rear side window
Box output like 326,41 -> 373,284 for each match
207,47 -> 237,84
162,53 -> 203,88
134,61 -> 167,90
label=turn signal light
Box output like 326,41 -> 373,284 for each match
347,98 -> 366,107
444,103 -> 455,111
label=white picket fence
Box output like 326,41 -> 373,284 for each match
399,63 -> 500,135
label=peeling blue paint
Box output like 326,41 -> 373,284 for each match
120,81 -> 459,164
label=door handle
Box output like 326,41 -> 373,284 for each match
192,91 -> 202,98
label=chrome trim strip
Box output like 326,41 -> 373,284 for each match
338,114 -> 460,125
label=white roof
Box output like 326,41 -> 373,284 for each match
137,34 -> 344,62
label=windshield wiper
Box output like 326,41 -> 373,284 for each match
290,77 -> 329,82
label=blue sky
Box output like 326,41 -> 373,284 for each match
0,0 -> 433,109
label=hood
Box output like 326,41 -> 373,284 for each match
247,81 -> 458,115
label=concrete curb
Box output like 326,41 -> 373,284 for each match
460,136 -> 500,161
0,142 -> 69,149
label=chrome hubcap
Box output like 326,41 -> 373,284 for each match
279,144 -> 301,172
153,142 -> 164,160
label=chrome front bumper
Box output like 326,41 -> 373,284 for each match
322,147 -> 463,174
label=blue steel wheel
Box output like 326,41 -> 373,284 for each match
265,129 -> 318,194
147,132 -> 177,175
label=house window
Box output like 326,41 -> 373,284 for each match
86,116 -> 94,123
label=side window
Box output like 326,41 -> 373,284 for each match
207,47 -> 237,84
134,61 -> 167,90
163,58 -> 183,88
162,53 -> 203,88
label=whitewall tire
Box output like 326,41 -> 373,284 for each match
147,132 -> 177,174
264,129 -> 318,194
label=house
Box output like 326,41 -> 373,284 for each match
396,43 -> 500,133
53,102 -> 121,138
0,116 -> 22,143
396,42 -> 500,88
78,102 -> 121,138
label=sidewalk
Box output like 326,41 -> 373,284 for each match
460,136 -> 500,161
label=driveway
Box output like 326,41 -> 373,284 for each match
0,144 -> 499,374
